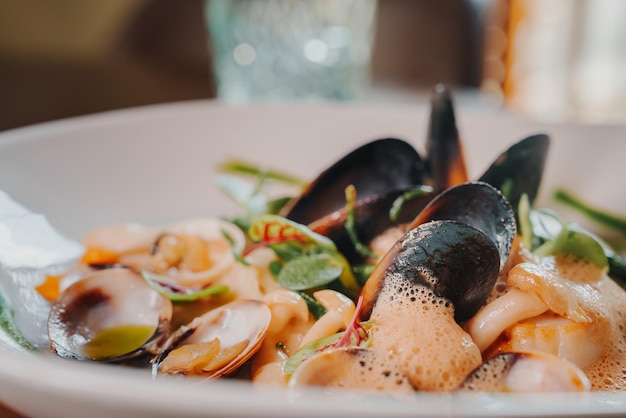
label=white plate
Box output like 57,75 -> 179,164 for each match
0,100 -> 625,418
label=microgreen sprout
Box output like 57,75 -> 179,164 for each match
389,185 -> 434,221
344,185 -> 378,260
142,271 -> 229,302
244,214 -> 360,296
328,295 -> 368,349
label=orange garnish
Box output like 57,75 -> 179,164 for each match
36,275 -> 62,302
81,247 -> 119,265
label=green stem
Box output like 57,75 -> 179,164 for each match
389,185 -> 433,221
344,185 -> 379,260
218,159 -> 306,186
554,188 -> 626,236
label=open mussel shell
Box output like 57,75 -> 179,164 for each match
425,84 -> 469,192
153,299 -> 271,379
280,137 -> 424,225
361,220 -> 501,323
458,351 -> 590,392
309,187 -> 434,264
478,134 -> 550,220
48,268 -> 173,362
409,182 -> 516,271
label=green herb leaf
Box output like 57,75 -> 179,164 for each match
554,188 -> 626,236
529,208 -> 563,243
142,271 -> 229,302
284,332 -> 343,375
283,321 -> 372,375
352,263 -> 376,286
269,242 -> 307,261
344,185 -> 378,260
246,214 -> 360,297
534,224 -> 609,269
266,196 -> 293,215
277,253 -> 343,290
297,291 -> 327,319
0,292 -> 34,351
269,260 -> 283,279
247,214 -> 336,252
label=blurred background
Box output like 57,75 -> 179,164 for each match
0,0 -> 624,132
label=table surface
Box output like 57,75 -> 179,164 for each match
0,403 -> 24,417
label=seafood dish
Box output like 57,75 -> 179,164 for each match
1,85 -> 625,399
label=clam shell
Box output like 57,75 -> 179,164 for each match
154,299 -> 271,380
48,268 -> 173,362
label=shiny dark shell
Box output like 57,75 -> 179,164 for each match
478,133 -> 550,221
425,84 -> 469,192
409,182 -> 516,271
361,220 -> 501,323
280,137 -> 425,225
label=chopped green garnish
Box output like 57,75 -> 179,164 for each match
268,260 -> 283,278
247,214 -> 336,253
218,159 -> 306,186
344,185 -> 378,260
284,319 -> 372,375
222,228 -> 249,266
352,264 -> 376,286
266,196 -> 293,215
284,332 -> 344,374
500,178 -> 514,202
245,214 -> 360,297
142,271 -> 229,302
297,291 -> 327,320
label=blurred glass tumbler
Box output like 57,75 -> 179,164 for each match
205,0 -> 378,102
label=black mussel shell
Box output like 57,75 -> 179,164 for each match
309,187 -> 434,264
478,134 -> 550,222
409,182 -> 516,271
280,138 -> 425,225
361,220 -> 501,323
425,84 -> 469,192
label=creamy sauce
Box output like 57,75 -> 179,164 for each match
488,252 -> 626,391
369,273 -> 482,391
288,348 -> 413,392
